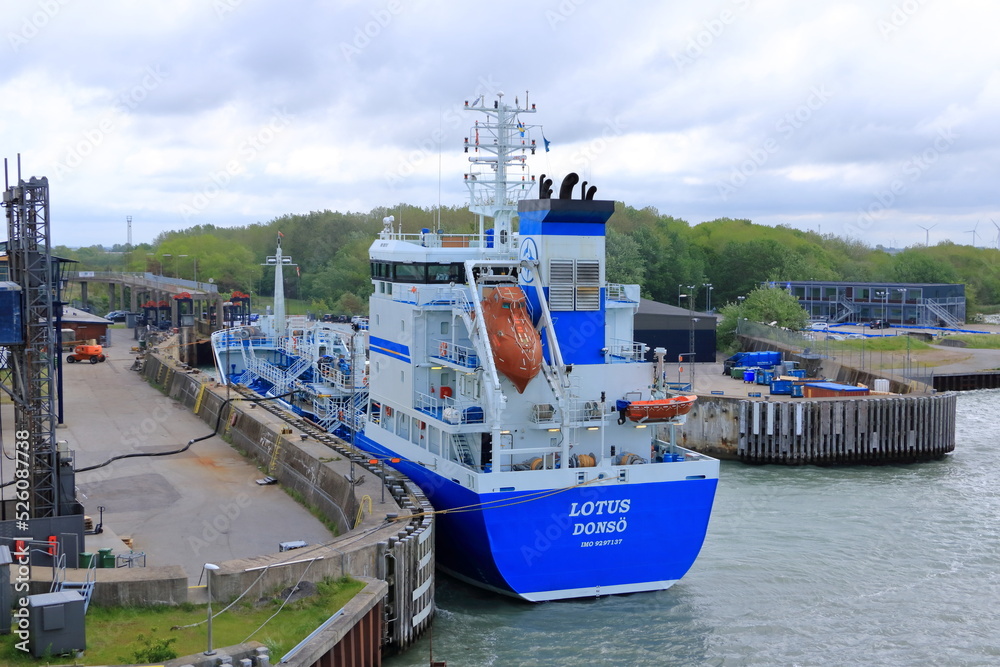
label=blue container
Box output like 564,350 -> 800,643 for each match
463,406 -> 485,423
743,369 -> 756,383
790,369 -> 806,379
0,282 -> 23,345
791,384 -> 804,398
770,380 -> 793,395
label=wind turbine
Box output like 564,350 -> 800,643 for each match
992,219 -> 1000,250
966,220 -> 979,248
917,223 -> 936,246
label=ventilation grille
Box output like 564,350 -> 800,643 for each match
548,259 -> 575,311
575,260 -> 600,310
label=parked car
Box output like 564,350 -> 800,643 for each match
104,310 -> 127,322
868,319 -> 891,329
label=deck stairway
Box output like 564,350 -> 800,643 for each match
51,554 -> 98,613
451,433 -> 478,467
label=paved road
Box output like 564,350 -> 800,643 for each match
1,327 -> 336,582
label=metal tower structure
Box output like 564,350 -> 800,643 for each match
264,234 -> 294,340
463,91 -> 539,255
2,171 -> 60,518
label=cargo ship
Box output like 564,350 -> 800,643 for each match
353,92 -> 720,600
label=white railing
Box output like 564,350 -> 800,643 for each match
606,283 -> 640,303
317,365 -> 354,392
608,339 -> 647,362
529,403 -> 558,424
431,339 -> 479,369
569,399 -> 607,423
413,390 -> 485,425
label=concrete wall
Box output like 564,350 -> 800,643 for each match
141,353 -> 435,654
673,392 -> 957,464
31,564 -> 189,606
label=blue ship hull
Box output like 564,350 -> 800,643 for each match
356,432 -> 717,601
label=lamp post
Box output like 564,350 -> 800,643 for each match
178,255 -> 198,286
677,284 -> 683,307
690,316 -> 699,386
686,285 -> 696,310
203,563 -> 220,655
897,288 -> 907,325
875,290 -> 887,324
702,283 -> 713,312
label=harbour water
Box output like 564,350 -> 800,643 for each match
386,389 -> 1000,666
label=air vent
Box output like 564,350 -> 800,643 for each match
575,260 -> 600,310
548,259 -> 575,311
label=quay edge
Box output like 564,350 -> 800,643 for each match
140,350 -> 435,660
673,392 -> 957,465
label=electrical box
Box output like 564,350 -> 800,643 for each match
26,590 -> 86,658
0,281 -> 23,345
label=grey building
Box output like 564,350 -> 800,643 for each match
771,280 -> 965,326
634,298 -> 718,363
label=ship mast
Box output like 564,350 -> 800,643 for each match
264,234 -> 294,339
463,92 -> 539,254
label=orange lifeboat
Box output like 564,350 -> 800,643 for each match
623,395 -> 697,423
481,285 -> 542,393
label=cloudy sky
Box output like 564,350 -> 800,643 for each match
2,0 -> 998,250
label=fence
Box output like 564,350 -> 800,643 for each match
735,320 -> 935,388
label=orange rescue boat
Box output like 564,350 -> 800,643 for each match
481,285 -> 542,393
624,394 -> 697,423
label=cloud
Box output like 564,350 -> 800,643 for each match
0,0 -> 998,249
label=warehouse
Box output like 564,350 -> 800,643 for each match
634,298 -> 718,363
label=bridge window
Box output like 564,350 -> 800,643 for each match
370,261 -> 466,285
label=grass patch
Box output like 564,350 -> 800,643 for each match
283,487 -> 342,537
824,336 -> 934,353
0,576 -> 364,665
936,333 -> 1000,349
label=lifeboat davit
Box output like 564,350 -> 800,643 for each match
623,395 -> 697,423
481,285 -> 542,393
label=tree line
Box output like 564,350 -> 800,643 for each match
56,203 -> 1000,315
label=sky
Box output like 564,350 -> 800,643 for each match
2,0 -> 998,250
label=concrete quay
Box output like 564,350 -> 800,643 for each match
0,326 -> 341,582
1,326 -> 435,661
667,327 -> 983,464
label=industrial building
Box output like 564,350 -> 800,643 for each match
59,306 -> 113,347
634,298 -> 718,363
773,280 -> 966,327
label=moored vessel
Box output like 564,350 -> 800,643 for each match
354,91 -> 719,600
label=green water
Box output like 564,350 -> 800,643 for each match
388,389 -> 1000,666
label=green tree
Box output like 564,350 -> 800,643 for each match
716,286 -> 810,351
605,228 -> 645,285
890,248 -> 960,283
